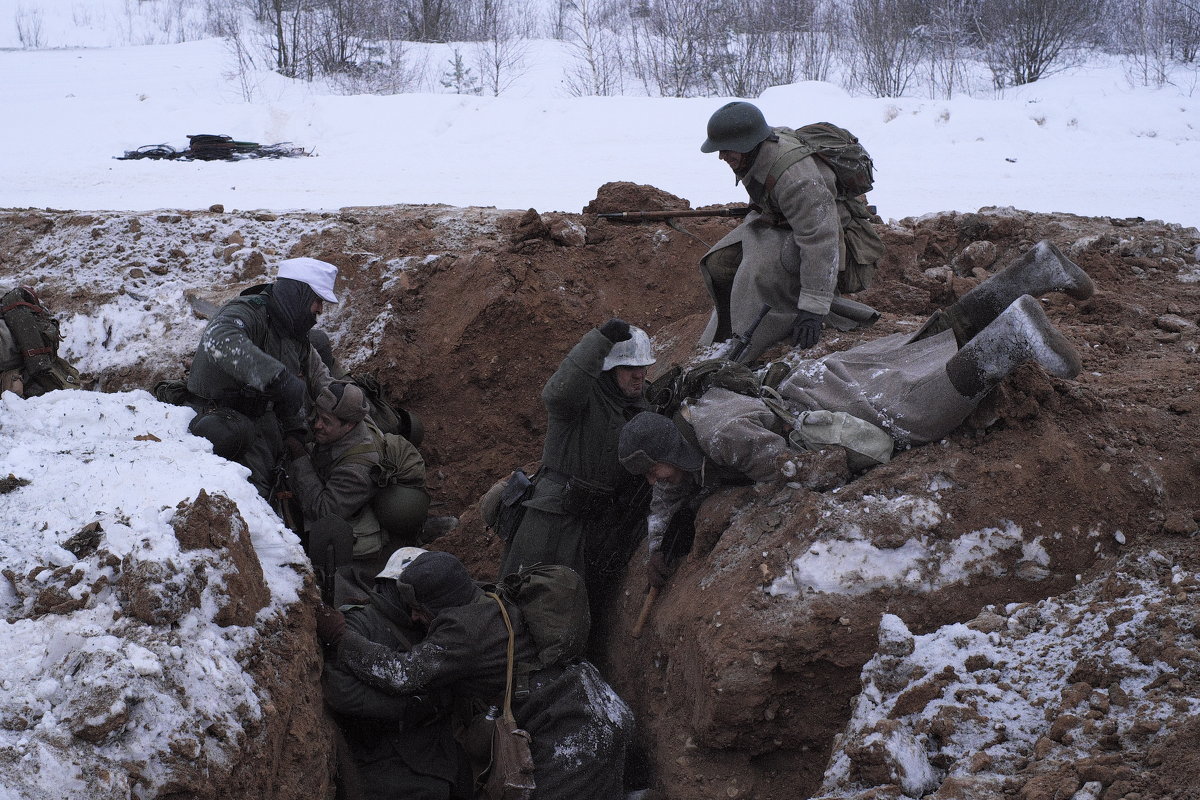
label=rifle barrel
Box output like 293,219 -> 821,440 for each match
597,207 -> 751,221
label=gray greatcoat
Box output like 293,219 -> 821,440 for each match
644,328 -> 974,552
699,131 -> 847,362
323,579 -> 462,799
499,329 -> 648,611
334,593 -> 634,800
187,288 -> 332,493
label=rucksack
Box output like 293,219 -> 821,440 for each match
0,287 -> 82,396
494,563 -> 590,671
763,123 -> 887,294
645,357 -> 766,419
348,372 -> 423,447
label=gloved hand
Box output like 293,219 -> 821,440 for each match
269,371 -> 307,419
315,604 -> 346,645
284,435 -> 307,460
648,550 -> 670,589
790,310 -> 824,349
599,318 -> 632,343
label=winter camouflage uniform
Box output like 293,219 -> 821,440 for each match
323,574 -> 463,800
332,591 -> 634,800
699,129 -> 847,362
499,328 -> 649,612
187,286 -> 333,494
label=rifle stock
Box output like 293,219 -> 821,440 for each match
597,207 -> 752,222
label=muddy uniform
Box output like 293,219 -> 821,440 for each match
699,130 -> 845,362
499,329 -> 649,612
187,286 -> 333,495
332,592 -> 634,800
323,578 -> 462,800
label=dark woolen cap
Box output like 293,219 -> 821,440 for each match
618,411 -> 703,475
401,551 -> 480,614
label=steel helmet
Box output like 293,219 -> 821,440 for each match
602,326 -> 656,372
376,546 -> 428,581
700,101 -> 773,154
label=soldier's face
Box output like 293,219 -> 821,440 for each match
613,366 -> 647,398
310,299 -> 324,317
312,407 -> 354,445
719,149 -> 750,173
646,462 -> 685,486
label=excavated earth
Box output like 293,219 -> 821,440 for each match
1,182 -> 1199,800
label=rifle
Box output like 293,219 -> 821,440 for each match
719,302 -> 772,363
596,207 -> 752,222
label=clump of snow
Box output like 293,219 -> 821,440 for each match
0,389 -> 308,798
769,492 -> 1039,596
816,552 -> 1200,798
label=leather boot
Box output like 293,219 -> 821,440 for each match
938,240 -> 1095,343
946,295 -> 1082,399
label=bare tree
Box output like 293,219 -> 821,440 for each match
921,0 -> 979,97
472,0 -> 533,96
561,0 -> 627,96
14,4 -> 45,48
975,0 -> 1108,88
625,0 -> 714,97
848,0 -> 928,97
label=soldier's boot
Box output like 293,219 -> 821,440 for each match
913,240 -> 1094,344
946,295 -> 1082,400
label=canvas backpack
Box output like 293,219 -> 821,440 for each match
494,563 -> 590,673
755,123 -> 887,294
645,357 -> 767,419
0,287 -> 82,396
348,372 -> 423,447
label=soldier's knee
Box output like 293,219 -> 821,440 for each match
189,407 -> 257,461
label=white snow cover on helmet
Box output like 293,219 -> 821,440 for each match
602,326 -> 656,372
277,256 -> 339,303
375,547 -> 428,581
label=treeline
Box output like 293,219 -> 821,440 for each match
45,0 -> 1200,96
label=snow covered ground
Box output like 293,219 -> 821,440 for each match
1,5 -> 1198,227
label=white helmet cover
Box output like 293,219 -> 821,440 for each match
602,326 -> 656,372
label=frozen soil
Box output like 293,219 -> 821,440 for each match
1,184 -> 1198,799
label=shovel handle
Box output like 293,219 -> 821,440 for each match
631,586 -> 659,639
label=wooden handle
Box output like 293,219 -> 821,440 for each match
631,586 -> 659,639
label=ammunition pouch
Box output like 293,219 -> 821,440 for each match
494,470 -> 535,543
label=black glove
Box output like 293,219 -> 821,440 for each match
790,310 -> 824,350
315,604 -> 346,645
648,550 -> 670,589
269,371 -> 307,419
599,318 -> 632,343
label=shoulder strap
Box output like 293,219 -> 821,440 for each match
763,132 -> 816,197
487,592 -> 519,724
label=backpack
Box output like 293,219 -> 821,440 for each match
764,123 -> 887,294
0,287 -> 82,396
494,563 -> 590,671
348,372 -> 423,447
645,357 -> 765,418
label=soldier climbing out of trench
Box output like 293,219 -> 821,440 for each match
619,240 -> 1095,590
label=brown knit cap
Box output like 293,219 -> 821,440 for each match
315,381 -> 369,423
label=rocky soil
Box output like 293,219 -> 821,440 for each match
1,184 -> 1198,799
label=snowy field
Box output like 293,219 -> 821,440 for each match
1,3 -> 1198,227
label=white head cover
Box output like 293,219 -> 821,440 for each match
375,547 -> 428,581
602,326 -> 656,372
277,257 -> 339,303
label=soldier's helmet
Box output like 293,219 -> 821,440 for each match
602,326 -> 656,372
700,101 -> 773,154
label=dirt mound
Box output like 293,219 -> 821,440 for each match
2,190 -> 1198,799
